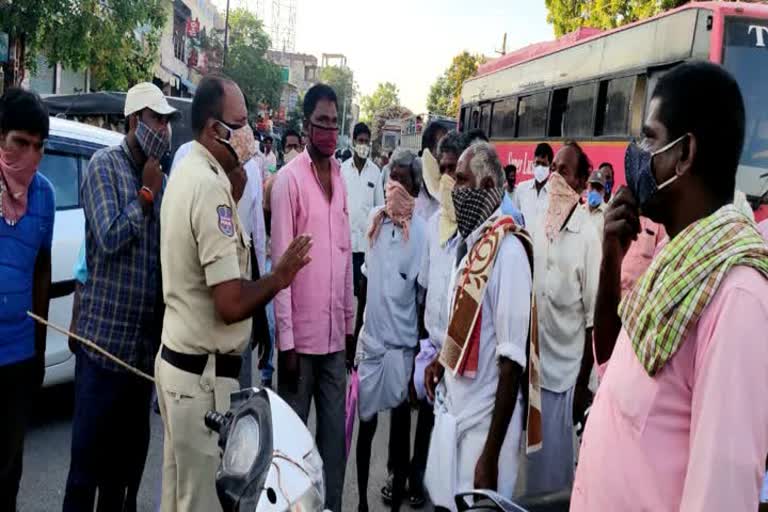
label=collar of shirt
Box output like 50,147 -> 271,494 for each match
192,141 -> 226,176
564,203 -> 589,234
119,138 -> 140,175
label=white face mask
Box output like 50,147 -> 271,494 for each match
284,149 -> 299,164
354,143 -> 370,160
533,164 -> 550,183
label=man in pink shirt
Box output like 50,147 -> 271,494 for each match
270,83 -> 354,512
575,62 -> 768,511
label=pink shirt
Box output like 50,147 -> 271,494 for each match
572,266 -> 768,512
270,150 -> 354,354
759,219 -> 768,240
620,217 -> 666,296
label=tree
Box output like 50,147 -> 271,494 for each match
210,8 -> 283,110
0,0 -> 167,90
319,65 -> 356,133
545,0 -> 691,37
426,75 -> 452,117
426,51 -> 486,118
360,82 -> 400,122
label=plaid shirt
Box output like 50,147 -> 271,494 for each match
78,140 -> 164,374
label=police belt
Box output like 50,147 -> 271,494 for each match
161,345 -> 241,379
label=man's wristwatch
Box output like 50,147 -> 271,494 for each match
139,185 -> 154,204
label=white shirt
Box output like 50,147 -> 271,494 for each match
426,211 -> 531,508
418,210 -> 458,349
263,150 -> 277,170
512,178 -> 549,231
238,158 -> 267,275
172,142 -> 266,274
415,187 -> 439,221
341,157 -> 384,253
584,202 -> 607,241
532,205 -> 601,392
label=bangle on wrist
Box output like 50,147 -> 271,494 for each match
139,186 -> 154,204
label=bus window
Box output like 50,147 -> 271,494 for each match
480,103 -> 491,136
564,83 -> 597,137
517,92 -> 550,138
470,107 -> 481,129
548,88 -> 569,138
490,97 -> 517,139
460,106 -> 469,132
595,76 -> 635,136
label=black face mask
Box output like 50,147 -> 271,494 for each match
451,187 -> 504,239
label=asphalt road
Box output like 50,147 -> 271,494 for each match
18,382 -> 432,512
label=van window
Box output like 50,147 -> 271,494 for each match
490,97 -> 517,139
39,152 -> 80,210
460,107 -> 469,132
564,83 -> 597,137
517,92 -> 549,138
595,76 -> 635,136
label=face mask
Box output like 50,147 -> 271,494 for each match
216,121 -> 256,165
309,122 -> 338,157
439,173 -> 458,245
543,172 -> 580,241
354,143 -> 370,160
624,134 -> 687,209
284,148 -> 299,164
422,148 -> 440,198
452,186 -> 504,239
533,164 -> 550,184
136,120 -> 171,160
0,144 -> 43,224
587,190 -> 604,208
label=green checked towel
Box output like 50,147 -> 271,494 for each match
619,204 -> 768,376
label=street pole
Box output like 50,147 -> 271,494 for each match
223,0 -> 230,68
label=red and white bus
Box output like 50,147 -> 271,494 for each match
460,1 -> 768,219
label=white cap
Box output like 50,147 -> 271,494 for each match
124,82 -> 178,118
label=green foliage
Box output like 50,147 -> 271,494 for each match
426,51 -> 486,118
360,82 -> 400,123
0,0 -> 167,90
319,65 -> 356,130
545,0 -> 691,37
214,8 -> 283,110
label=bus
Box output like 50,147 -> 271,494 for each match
459,1 -> 768,219
400,114 -> 457,154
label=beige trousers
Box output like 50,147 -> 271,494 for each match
155,351 -> 239,512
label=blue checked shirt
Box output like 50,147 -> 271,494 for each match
78,140 -> 164,374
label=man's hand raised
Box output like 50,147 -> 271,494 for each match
273,235 -> 312,289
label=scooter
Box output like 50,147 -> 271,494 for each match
455,489 -> 571,512
205,387 -> 327,512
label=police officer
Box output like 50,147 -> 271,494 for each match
156,75 -> 311,512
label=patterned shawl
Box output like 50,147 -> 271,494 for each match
619,204 -> 768,375
439,214 -> 542,453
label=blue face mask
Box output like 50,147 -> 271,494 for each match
624,134 -> 687,208
587,190 -> 603,208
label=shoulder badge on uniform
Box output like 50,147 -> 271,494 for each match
217,205 -> 234,237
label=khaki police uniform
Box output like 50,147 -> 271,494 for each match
156,141 -> 251,512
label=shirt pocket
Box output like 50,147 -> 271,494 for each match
334,206 -> 352,253
605,339 -> 660,435
385,264 -> 415,306
543,257 -> 580,309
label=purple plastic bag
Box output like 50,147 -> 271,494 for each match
345,369 -> 359,458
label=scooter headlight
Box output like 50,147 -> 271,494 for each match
222,413 -> 260,475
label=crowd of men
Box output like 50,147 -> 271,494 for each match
1,60 -> 768,512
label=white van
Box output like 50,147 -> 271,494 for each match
39,117 -> 123,387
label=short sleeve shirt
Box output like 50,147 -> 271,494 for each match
160,142 -> 252,355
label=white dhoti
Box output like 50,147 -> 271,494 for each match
424,384 -> 524,511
